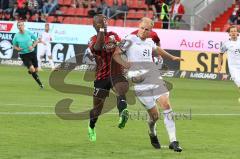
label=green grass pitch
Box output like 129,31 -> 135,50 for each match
0,65 -> 240,159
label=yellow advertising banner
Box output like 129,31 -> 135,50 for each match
180,51 -> 228,73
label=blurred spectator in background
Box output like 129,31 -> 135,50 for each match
0,0 -> 9,11
153,0 -> 169,29
37,0 -> 44,10
10,2 -> 19,20
71,0 -> 80,8
43,0 -> 58,16
82,0 -> 89,8
25,11 -> 32,21
32,11 -> 45,22
13,12 -> 20,21
97,0 -> 108,16
17,2 -> 29,20
169,0 -> 185,29
118,0 -> 128,18
88,0 -> 98,17
27,0 -> 39,13
229,6 -> 239,24
0,10 -> 10,21
106,0 -> 120,18
17,0 -> 27,8
52,15 -> 60,23
145,0 -> 154,12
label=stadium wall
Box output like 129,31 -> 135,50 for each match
0,21 -> 230,77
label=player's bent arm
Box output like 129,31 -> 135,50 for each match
155,47 -> 183,61
38,38 -> 46,45
113,47 -> 130,69
32,39 -> 40,48
218,53 -> 224,72
13,45 -> 22,51
93,29 -> 105,51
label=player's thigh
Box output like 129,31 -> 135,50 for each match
156,93 -> 171,109
229,66 -> 240,87
147,106 -> 159,121
20,53 -> 33,69
136,89 -> 156,110
46,47 -> 52,58
112,75 -> 129,95
38,45 -> 46,58
93,78 -> 112,99
30,51 -> 39,68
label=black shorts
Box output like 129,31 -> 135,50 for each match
93,75 -> 128,98
19,51 -> 38,69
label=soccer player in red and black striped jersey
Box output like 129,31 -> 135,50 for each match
87,14 -> 129,142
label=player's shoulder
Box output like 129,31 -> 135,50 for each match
145,38 -> 155,43
107,31 -> 119,37
124,34 -> 137,40
89,35 -> 97,42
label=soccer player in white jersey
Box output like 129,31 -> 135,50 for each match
38,23 -> 55,70
218,25 -> 240,98
113,17 -> 183,152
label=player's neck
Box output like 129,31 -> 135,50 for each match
19,30 -> 25,34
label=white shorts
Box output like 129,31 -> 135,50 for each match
38,43 -> 51,57
134,80 -> 169,110
229,65 -> 240,87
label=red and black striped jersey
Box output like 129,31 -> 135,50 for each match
89,31 -> 123,80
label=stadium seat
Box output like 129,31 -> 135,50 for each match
63,0 -> 71,6
125,20 -> 138,27
146,11 -> 154,19
60,6 -> 68,14
154,21 -> 162,29
135,10 -> 145,19
63,17 -> 72,24
127,9 -> 137,19
115,19 -> 124,26
75,8 -> 88,16
65,7 -> 76,16
58,0 -> 64,5
71,17 -> 81,24
108,19 -> 115,26
46,16 -> 54,23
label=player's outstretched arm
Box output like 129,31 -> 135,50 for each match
113,47 -> 131,69
155,46 -> 184,61
218,53 -> 224,73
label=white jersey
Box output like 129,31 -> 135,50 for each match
122,34 -> 157,62
220,38 -> 240,87
220,38 -> 240,66
40,31 -> 52,45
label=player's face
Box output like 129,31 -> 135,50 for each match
229,27 -> 238,39
45,24 -> 49,32
17,22 -> 24,32
94,15 -> 108,32
138,22 -> 152,40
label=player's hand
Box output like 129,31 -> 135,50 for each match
172,56 -> 184,61
16,47 -> 22,51
29,46 -> 34,51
